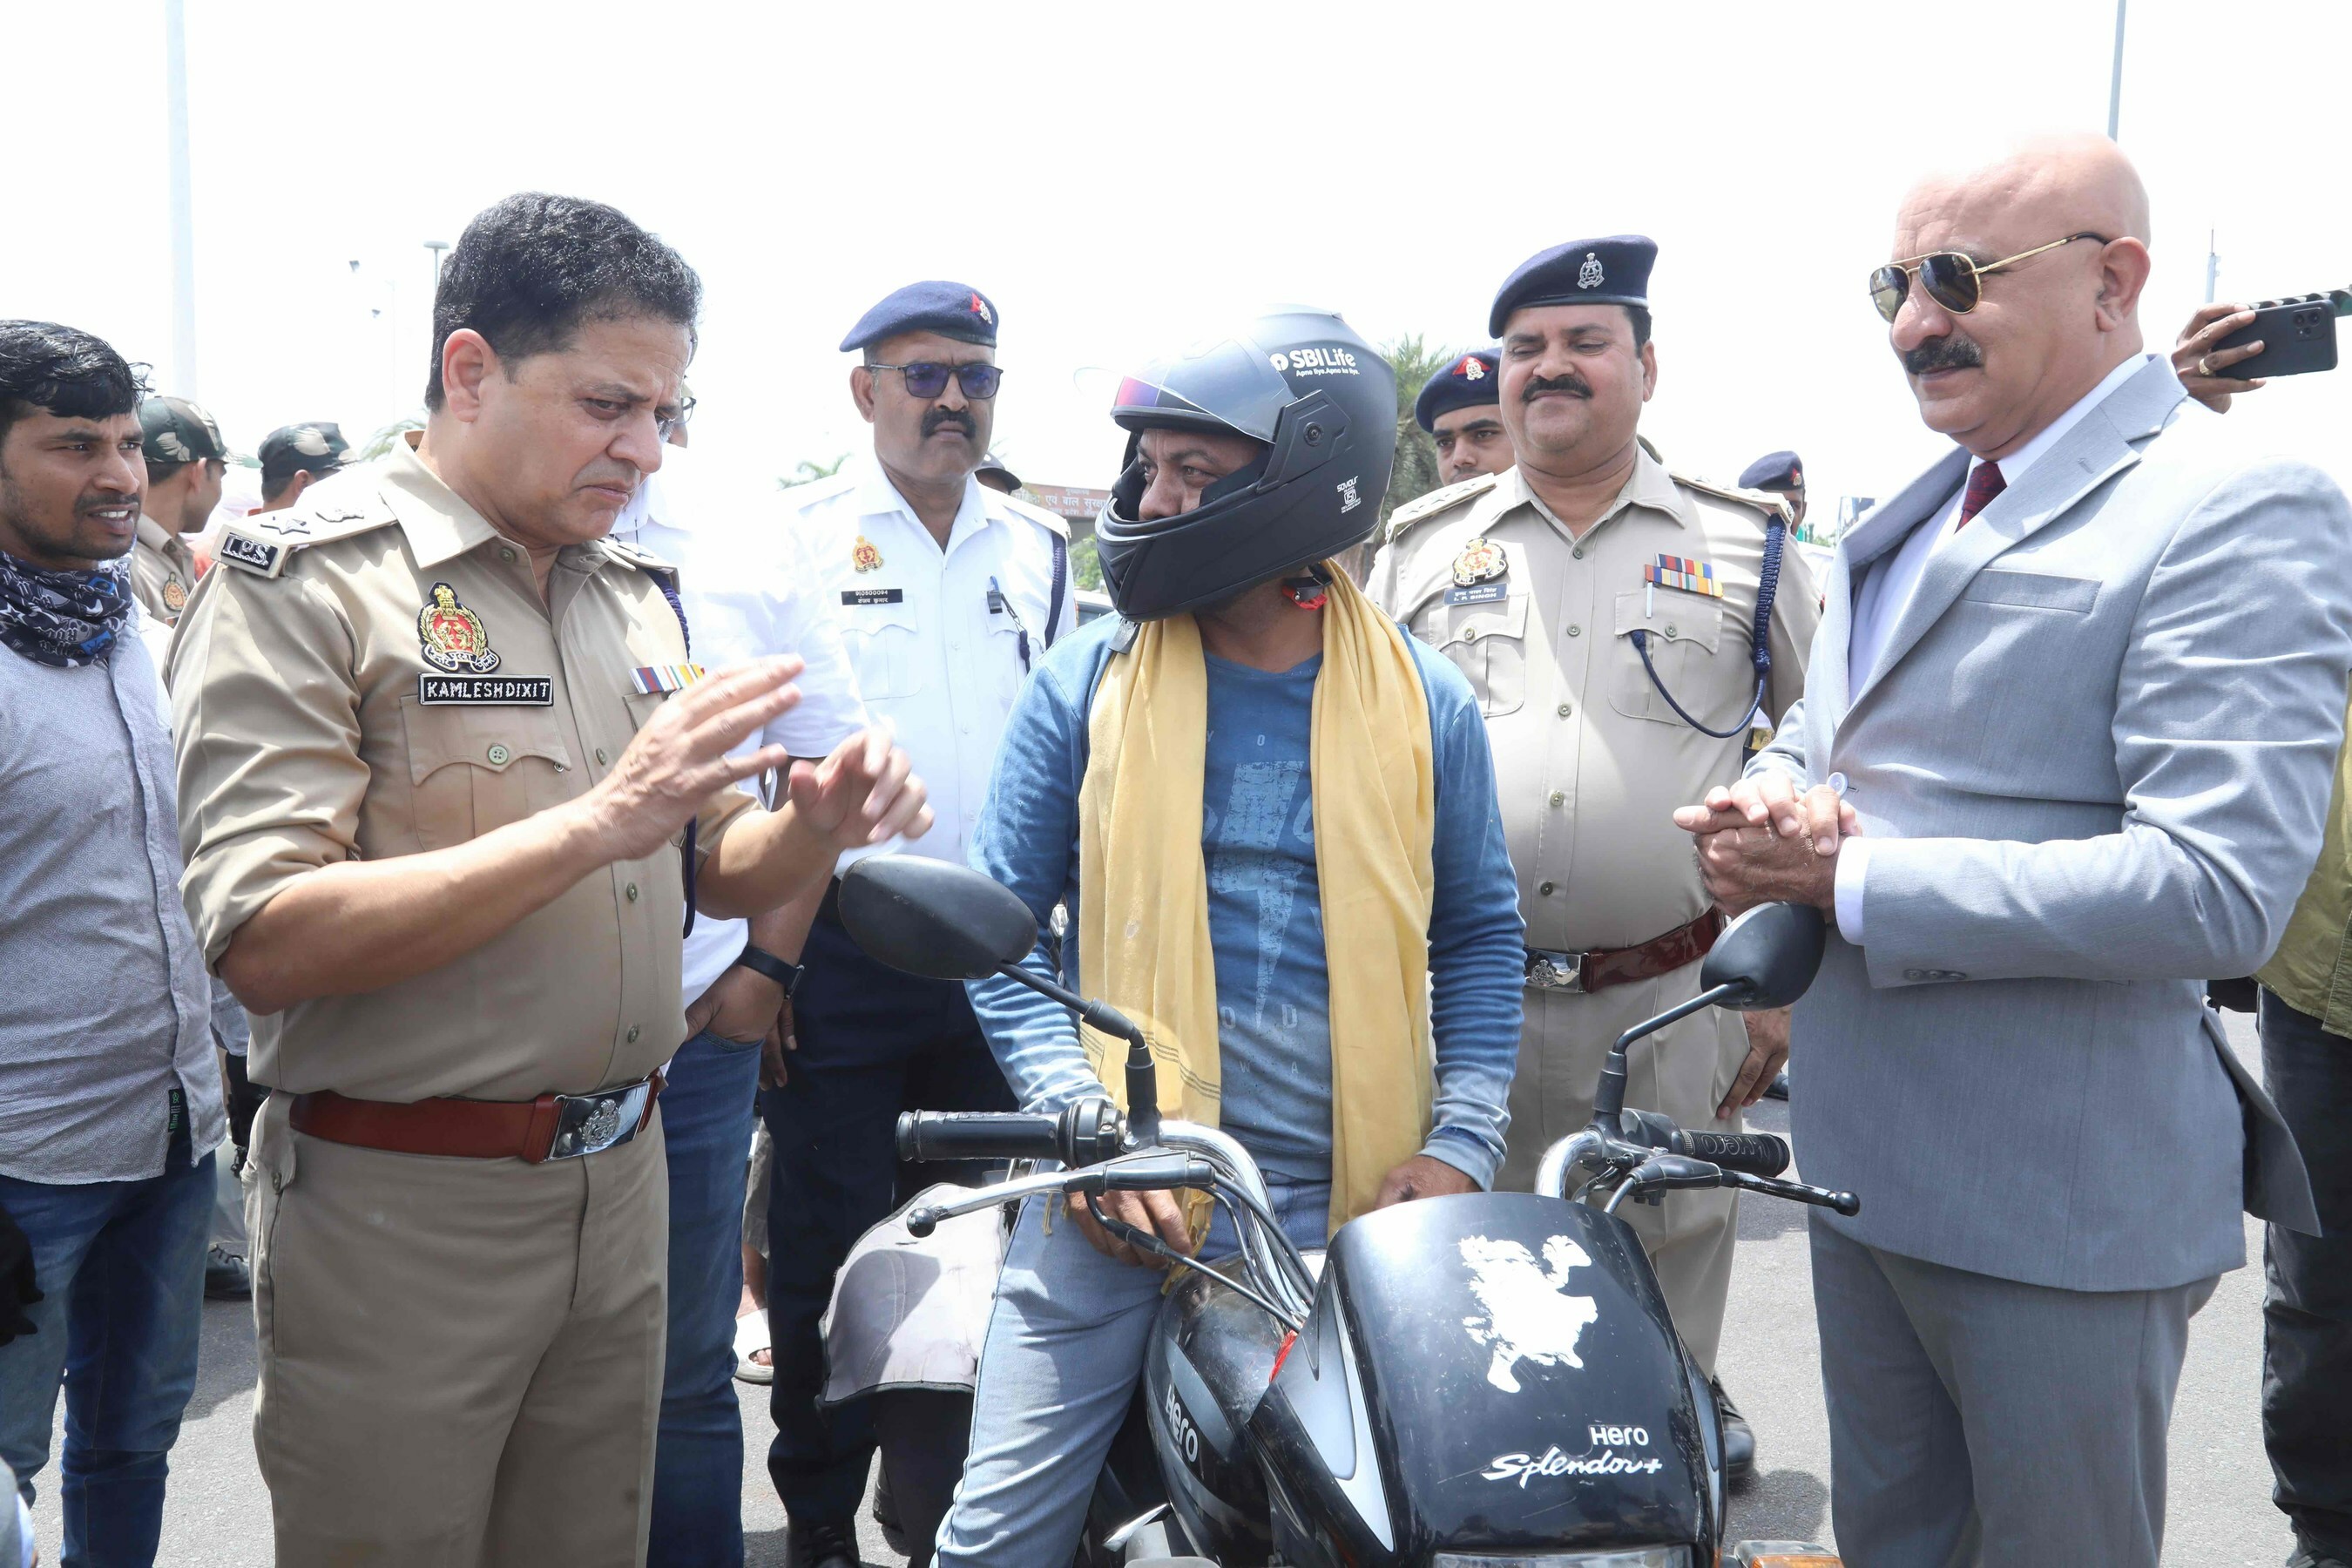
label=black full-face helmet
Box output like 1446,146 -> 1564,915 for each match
1094,307 -> 1397,621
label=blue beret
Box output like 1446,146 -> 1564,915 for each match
1489,234 -> 1657,337
1737,450 -> 1804,492
1413,349 -> 1503,432
840,280 -> 999,352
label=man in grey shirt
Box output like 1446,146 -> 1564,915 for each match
0,321 -> 226,1568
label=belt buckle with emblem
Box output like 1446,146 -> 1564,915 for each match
417,582 -> 502,673
1524,949 -> 1586,992
546,1081 -> 652,1159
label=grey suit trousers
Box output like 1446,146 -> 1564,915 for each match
1809,1213 -> 2217,1568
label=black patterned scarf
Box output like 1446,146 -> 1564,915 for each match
0,550 -> 133,667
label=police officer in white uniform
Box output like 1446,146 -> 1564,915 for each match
764,280 -> 1073,1568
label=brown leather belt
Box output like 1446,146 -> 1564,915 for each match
288,1071 -> 665,1164
1525,909 -> 1724,995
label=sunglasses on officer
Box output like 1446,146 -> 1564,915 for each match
1869,232 -> 2111,323
864,362 -> 1004,401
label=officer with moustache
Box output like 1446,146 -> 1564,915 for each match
765,280 -> 1072,1568
1370,236 -> 1818,1478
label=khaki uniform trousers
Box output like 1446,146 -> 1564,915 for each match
1497,954 -> 1749,1375
244,1092 -> 669,1567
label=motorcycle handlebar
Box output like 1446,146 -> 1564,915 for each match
1680,1131 -> 1791,1179
896,1101 -> 1130,1169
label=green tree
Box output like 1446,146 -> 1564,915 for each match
1380,332 -> 1461,527
353,414 -> 426,463
778,454 -> 851,490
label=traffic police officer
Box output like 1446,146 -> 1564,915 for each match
132,395 -> 226,625
253,421 -> 351,514
1370,235 -> 1818,1478
764,280 -> 1072,1568
168,193 -> 929,1567
1416,348 -> 1515,484
1737,449 -> 1806,532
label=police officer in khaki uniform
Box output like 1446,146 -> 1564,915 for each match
1369,235 -> 1817,1478
168,194 -> 931,1568
132,395 -> 226,624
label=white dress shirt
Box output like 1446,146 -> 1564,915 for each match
1835,352 -> 2156,942
612,456 -> 874,1005
791,456 -> 1078,875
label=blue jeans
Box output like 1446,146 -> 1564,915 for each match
648,1030 -> 764,1568
933,1174 -> 1329,1566
0,1120 -> 213,1568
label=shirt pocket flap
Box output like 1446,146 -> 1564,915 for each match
1613,589 -> 1725,651
1962,570 -> 2099,613
1436,590 -> 1529,651
401,697 -> 574,785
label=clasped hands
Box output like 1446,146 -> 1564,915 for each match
1670,771 -> 1857,919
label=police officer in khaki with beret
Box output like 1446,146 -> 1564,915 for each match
132,395 -> 226,625
1369,235 -> 1817,1478
168,193 -> 931,1568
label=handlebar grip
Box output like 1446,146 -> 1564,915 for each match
1681,1131 -> 1792,1179
895,1112 -> 1064,1164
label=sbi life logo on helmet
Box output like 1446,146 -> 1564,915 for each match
1268,346 -> 1361,377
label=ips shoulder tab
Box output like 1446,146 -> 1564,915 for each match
1673,470 -> 1790,522
1384,471 -> 1498,541
215,485 -> 402,578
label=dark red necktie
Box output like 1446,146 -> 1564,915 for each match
1955,459 -> 2006,529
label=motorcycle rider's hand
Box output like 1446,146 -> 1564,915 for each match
1372,1153 -> 1478,1209
1720,1005 -> 1792,1119
1071,1187 -> 1193,1269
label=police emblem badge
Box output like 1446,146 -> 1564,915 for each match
1460,356 -> 1486,381
162,578 -> 187,613
970,292 -> 993,325
852,536 -> 883,573
416,583 -> 503,673
1452,536 -> 1509,587
579,1098 -> 623,1150
1578,252 -> 1605,290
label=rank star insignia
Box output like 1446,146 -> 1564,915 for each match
851,536 -> 883,573
416,583 -> 503,674
161,578 -> 187,613
1452,536 -> 1508,586
1460,356 -> 1485,381
1578,252 -> 1605,290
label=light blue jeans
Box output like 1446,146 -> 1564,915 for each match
933,1174 -> 1328,1566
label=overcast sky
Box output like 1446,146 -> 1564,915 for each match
8,0 -> 2349,520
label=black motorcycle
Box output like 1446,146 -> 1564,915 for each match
835,854 -> 1850,1568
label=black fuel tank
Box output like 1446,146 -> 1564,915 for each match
1143,1254 -> 1295,1562
1252,1193 -> 1709,1563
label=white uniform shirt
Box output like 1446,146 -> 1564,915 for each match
612,458 -> 873,1006
791,457 -> 1076,874
1835,352 -> 2156,941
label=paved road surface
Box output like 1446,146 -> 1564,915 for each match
30,1010 -> 2295,1565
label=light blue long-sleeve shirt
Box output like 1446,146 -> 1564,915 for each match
966,614 -> 1524,1188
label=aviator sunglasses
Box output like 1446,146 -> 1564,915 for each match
865,361 -> 1004,400
1869,232 -> 2110,323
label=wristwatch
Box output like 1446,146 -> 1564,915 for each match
733,943 -> 805,998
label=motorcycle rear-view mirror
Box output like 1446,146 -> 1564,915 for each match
838,855 -> 1038,983
1701,902 -> 1828,1011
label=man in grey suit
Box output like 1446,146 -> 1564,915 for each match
1675,135 -> 2351,1567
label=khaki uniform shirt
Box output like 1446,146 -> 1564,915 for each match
2259,692 -> 2352,1035
168,436 -> 756,1101
1369,447 -> 1819,954
132,515 -> 198,625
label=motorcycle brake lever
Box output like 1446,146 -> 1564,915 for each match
1082,1193 -> 1306,1330
1722,1169 -> 1861,1216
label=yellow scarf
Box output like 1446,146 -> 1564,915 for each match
1077,568 -> 1437,1233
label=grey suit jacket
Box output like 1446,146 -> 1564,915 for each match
1754,357 -> 2348,1290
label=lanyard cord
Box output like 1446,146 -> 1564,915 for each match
1628,514 -> 1786,740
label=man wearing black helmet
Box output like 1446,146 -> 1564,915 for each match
934,309 -> 1525,1564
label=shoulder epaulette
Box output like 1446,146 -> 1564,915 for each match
602,537 -> 679,575
1384,471 -> 1499,540
1671,470 -> 1790,520
213,490 -> 398,579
